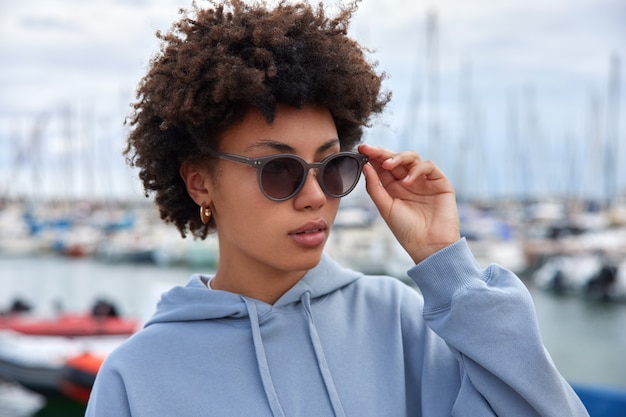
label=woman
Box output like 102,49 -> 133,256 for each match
86,1 -> 588,416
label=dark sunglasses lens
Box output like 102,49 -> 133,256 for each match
261,157 -> 304,200
323,155 -> 360,197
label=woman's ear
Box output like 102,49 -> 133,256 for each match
180,162 -> 212,206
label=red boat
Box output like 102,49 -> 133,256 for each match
0,314 -> 138,337
58,352 -> 106,403
0,299 -> 138,337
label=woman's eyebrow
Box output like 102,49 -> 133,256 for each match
246,140 -> 295,153
245,138 -> 340,154
318,138 -> 341,152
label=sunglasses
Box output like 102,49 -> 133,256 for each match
208,150 -> 368,201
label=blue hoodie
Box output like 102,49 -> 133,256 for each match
86,239 -> 588,416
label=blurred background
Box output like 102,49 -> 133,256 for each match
1,0 -> 625,415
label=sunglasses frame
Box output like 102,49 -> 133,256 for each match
207,149 -> 369,201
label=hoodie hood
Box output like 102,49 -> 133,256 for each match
143,253 -> 361,417
145,252 -> 362,326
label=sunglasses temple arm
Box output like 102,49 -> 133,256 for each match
210,151 -> 259,167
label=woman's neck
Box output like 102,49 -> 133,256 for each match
210,262 -> 308,304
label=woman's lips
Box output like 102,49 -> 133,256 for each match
288,221 -> 327,247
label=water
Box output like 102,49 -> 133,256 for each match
1,255 -> 626,415
0,255 -> 197,323
528,286 -> 626,388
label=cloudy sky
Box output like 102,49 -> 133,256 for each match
1,0 -> 624,201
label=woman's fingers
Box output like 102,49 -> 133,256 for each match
359,144 -> 449,197
358,143 -> 460,263
360,145 -> 417,187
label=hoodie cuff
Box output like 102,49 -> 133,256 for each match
407,238 -> 486,312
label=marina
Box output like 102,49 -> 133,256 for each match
1,196 -> 626,415
1,251 -> 626,415
1,0 -> 624,414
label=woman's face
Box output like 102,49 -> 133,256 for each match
204,104 -> 343,280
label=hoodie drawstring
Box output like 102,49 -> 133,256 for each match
242,294 -> 346,417
243,298 -> 286,417
301,292 -> 347,417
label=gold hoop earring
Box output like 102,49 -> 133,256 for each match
200,204 -> 211,225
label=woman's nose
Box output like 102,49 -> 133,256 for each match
294,170 -> 326,209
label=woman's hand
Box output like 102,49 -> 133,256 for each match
358,144 -> 461,264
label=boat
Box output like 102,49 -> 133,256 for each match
532,254 -> 626,302
0,312 -> 138,337
0,330 -> 127,398
58,352 -> 106,404
0,299 -> 137,398
0,299 -> 139,337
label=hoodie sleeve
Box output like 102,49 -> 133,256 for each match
407,238 -> 589,417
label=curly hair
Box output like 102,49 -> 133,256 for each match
124,0 -> 390,239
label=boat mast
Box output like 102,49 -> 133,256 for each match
604,54 -> 621,209
425,9 -> 441,166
